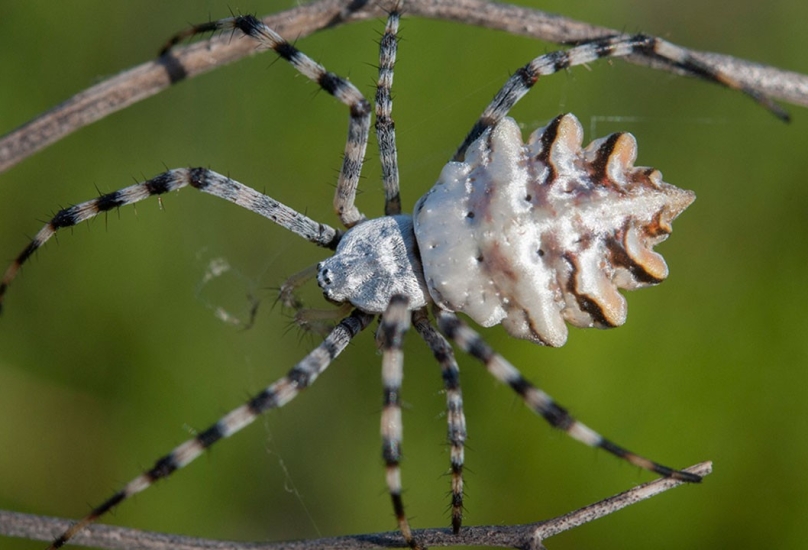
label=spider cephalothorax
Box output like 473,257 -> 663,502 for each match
0,8 -> 786,550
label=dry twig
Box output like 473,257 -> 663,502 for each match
0,462 -> 711,550
1,0 -> 807,174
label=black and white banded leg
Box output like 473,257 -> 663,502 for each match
46,309 -> 374,550
434,309 -> 702,483
377,295 -> 419,549
413,309 -> 466,534
0,168 -> 338,310
453,33 -> 789,160
375,7 -> 402,216
162,14 -> 372,228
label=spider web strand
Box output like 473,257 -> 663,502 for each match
453,33 -> 788,160
47,309 -> 374,550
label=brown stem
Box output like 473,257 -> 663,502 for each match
0,462 -> 711,550
1,0 -> 806,174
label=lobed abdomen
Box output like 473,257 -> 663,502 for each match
414,114 -> 694,347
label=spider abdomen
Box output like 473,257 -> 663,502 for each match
413,115 -> 695,347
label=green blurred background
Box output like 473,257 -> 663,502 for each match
1,1 -> 807,549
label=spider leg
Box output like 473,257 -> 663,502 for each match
159,19 -> 220,56
453,33 -> 788,160
412,309 -> 466,534
162,15 -> 372,228
375,7 -> 402,216
434,308 -> 702,483
293,302 -> 354,337
44,309 -> 373,550
0,167 -> 338,312
377,295 -> 420,550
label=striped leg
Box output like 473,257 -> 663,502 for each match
434,309 -> 702,483
0,168 -> 339,312
453,33 -> 788,160
162,15 -> 371,228
375,7 -> 402,216
377,295 -> 419,549
412,309 -> 466,534
46,309 -> 373,550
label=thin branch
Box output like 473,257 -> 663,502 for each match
0,462 -> 711,550
1,0 -> 806,174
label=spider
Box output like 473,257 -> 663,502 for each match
0,7 -> 787,550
